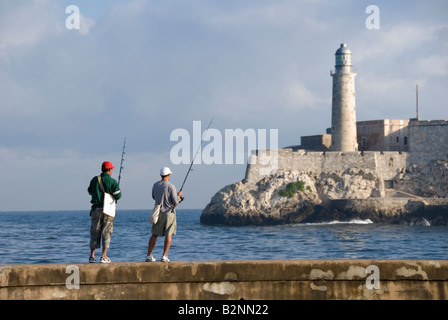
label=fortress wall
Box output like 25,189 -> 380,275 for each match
409,119 -> 448,165
374,151 -> 408,178
245,150 -> 407,183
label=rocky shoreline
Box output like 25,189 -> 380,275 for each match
200,159 -> 448,226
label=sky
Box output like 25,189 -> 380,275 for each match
0,0 -> 447,211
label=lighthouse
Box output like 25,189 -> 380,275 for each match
330,43 -> 358,151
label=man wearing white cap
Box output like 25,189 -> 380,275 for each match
146,167 -> 183,262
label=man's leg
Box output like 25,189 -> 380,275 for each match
89,208 -> 102,260
101,214 -> 114,259
163,234 -> 172,257
102,247 -> 108,258
147,234 -> 158,256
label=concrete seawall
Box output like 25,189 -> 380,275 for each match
1,260 -> 447,300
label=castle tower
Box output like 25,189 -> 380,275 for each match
330,43 -> 358,151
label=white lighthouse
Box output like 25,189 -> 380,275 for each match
330,43 -> 358,151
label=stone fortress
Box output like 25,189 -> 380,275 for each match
201,44 -> 448,226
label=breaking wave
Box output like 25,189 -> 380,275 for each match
297,219 -> 373,226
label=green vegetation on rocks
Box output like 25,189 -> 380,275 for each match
279,181 -> 307,198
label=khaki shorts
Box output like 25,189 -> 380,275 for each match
90,208 -> 115,249
151,209 -> 177,236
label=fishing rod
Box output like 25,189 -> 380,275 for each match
178,117 -> 214,202
118,138 -> 126,185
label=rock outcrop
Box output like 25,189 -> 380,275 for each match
394,159 -> 448,198
201,160 -> 448,226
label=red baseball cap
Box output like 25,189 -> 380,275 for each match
101,161 -> 115,170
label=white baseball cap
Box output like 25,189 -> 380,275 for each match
160,167 -> 173,176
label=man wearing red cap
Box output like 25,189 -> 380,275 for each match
87,161 -> 122,263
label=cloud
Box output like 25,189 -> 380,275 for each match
78,13 -> 96,35
415,54 -> 448,77
0,1 -> 60,50
355,23 -> 436,64
0,0 -> 447,211
282,80 -> 330,109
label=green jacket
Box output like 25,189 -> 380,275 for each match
88,172 -> 122,210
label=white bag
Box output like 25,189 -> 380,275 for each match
148,185 -> 169,224
103,192 -> 116,217
98,176 -> 116,217
148,203 -> 161,224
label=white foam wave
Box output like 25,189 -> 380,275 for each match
297,219 -> 373,226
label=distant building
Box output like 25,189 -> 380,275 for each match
300,134 -> 331,151
357,119 -> 409,151
408,118 -> 448,164
299,119 -> 409,152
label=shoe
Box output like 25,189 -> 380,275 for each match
145,255 -> 156,262
89,256 -> 96,263
161,256 -> 170,262
100,256 -> 111,264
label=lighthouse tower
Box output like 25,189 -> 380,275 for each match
330,43 -> 358,151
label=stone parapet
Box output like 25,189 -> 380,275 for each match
1,260 -> 447,300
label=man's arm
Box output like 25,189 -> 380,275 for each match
87,178 -> 93,195
110,179 -> 122,201
168,184 -> 178,207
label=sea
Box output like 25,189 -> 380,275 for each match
0,209 -> 447,265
